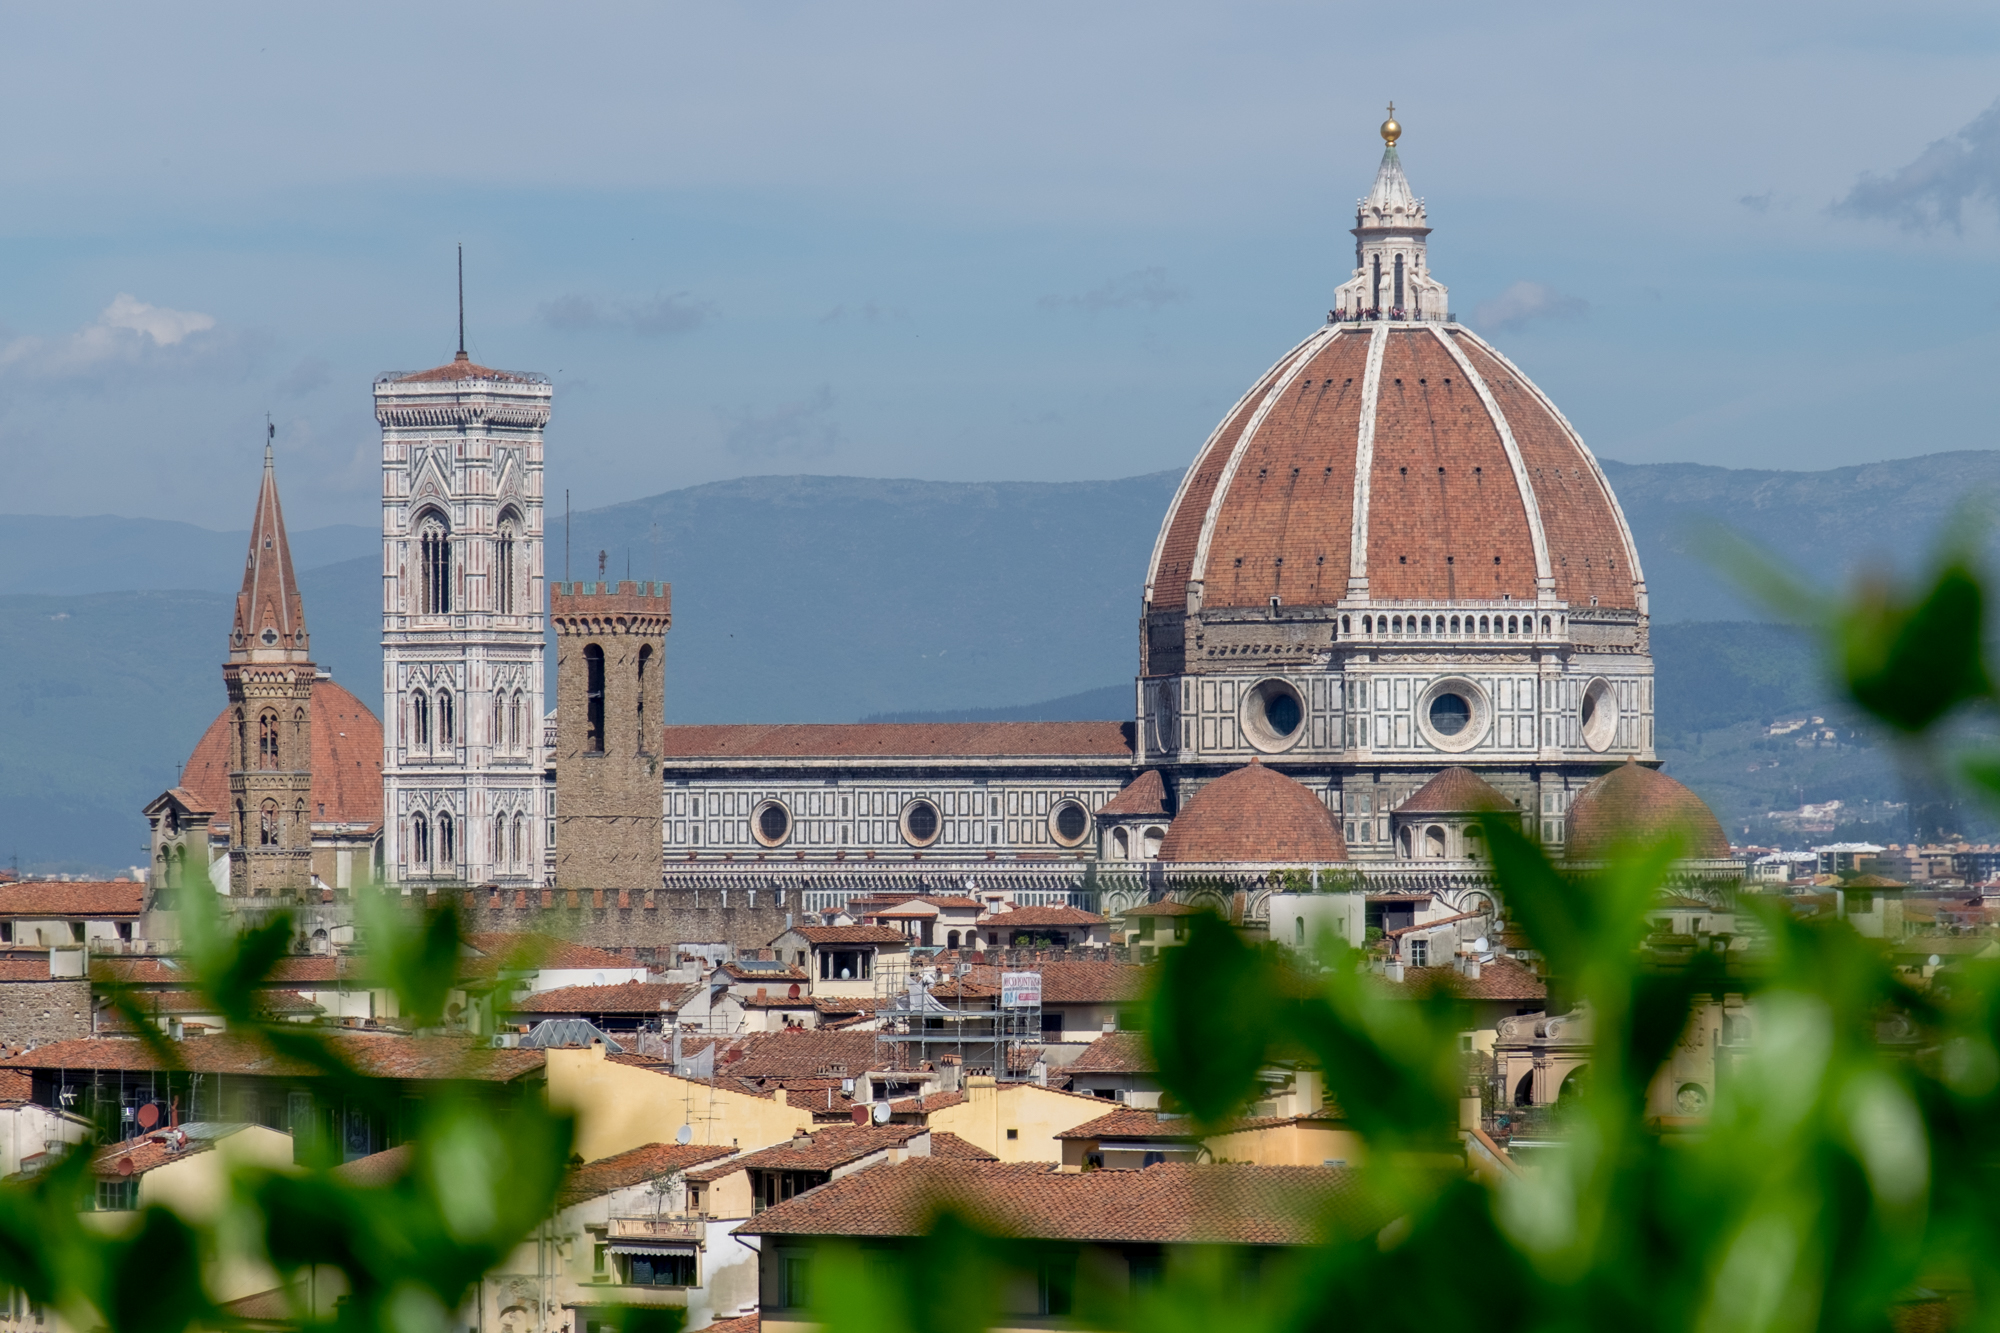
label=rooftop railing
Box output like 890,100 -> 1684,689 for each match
1326,309 -> 1457,325
607,1214 -> 703,1241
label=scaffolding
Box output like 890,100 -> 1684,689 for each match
872,960 -> 1042,1083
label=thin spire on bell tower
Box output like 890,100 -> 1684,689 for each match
457,243 -> 466,360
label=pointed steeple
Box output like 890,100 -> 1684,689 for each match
230,425 -> 311,664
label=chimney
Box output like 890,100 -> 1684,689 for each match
1464,957 -> 1481,981
1385,960 -> 1405,983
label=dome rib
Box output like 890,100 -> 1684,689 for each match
1188,328 -> 1338,593
1345,323 -> 1390,597
1429,326 -> 1554,593
1454,331 -> 1648,612
1143,328 -> 1323,607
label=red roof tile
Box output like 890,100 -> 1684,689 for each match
960,961 -> 1145,1005
1395,767 -> 1513,815
0,961 -> 51,982
1156,762 -> 1345,864
559,1141 -> 738,1207
926,1131 -> 996,1161
1380,956 -> 1546,1002
1100,770 -> 1169,817
334,1144 -> 412,1186
738,1159 -> 1377,1244
0,881 -> 144,918
1566,760 -> 1730,860
1055,1108 -> 1203,1141
396,351 -> 539,384
704,1315 -> 759,1333
1064,1031 -> 1154,1075
787,926 -> 909,947
1118,899 -> 1205,918
686,1124 -> 927,1180
659,722 -> 1133,760
980,906 -> 1107,928
2,1034 -> 543,1082
103,990 -> 321,1016
511,982 -> 695,1016
711,1030 -> 885,1081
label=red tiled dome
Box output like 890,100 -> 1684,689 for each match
1156,761 -> 1346,864
1142,322 -> 1643,649
180,679 -> 383,831
1565,760 -> 1729,860
1397,767 -> 1511,815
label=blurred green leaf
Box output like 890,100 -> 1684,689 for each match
1839,562 -> 1992,733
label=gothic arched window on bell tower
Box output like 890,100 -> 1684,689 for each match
437,690 -> 455,748
508,690 -> 522,753
411,813 -> 429,867
438,812 -> 455,867
1394,253 -> 1405,312
512,812 -> 525,869
235,709 -> 247,768
411,690 -> 430,750
260,800 -> 279,847
636,644 -> 653,755
416,511 -> 452,615
258,712 -> 279,770
495,510 -> 521,614
584,645 -> 606,754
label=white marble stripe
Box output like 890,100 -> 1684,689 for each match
1345,323 -> 1391,598
1428,325 -> 1555,594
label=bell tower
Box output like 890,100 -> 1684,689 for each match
224,432 -> 317,897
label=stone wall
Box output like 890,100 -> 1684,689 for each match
551,582 -> 670,892
0,981 -> 91,1050
450,885 -> 792,956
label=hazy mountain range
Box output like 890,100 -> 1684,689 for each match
9,450 -> 1998,872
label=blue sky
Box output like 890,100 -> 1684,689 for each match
4,1 -> 2000,529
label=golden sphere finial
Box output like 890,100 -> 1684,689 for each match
1381,101 -> 1401,147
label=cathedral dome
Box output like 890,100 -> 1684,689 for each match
1141,131 -> 1644,671
180,679 -> 384,832
1157,761 -> 1346,864
1564,760 -> 1729,860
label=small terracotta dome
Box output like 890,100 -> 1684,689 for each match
1156,761 -> 1347,864
180,679 -> 385,831
1397,767 -> 1511,815
1565,760 -> 1730,860
1100,769 -> 1169,817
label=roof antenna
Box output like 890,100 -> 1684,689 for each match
457,243 -> 466,358
265,414 -> 275,461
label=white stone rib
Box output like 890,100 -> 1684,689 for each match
1345,323 -> 1391,598
1461,329 -> 1650,615
1143,326 -> 1324,604
1186,328 -> 1339,592
1429,325 -> 1555,594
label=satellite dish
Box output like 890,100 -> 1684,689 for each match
851,1105 -> 869,1126
116,1156 -> 134,1177
135,1103 -> 159,1131
675,1124 -> 693,1146
872,1102 -> 892,1125
1473,937 -> 1489,954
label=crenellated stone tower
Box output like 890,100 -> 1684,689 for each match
225,437 -> 317,897
551,580 -> 670,891
376,345 -> 552,888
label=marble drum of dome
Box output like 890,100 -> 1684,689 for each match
1136,120 -> 1654,787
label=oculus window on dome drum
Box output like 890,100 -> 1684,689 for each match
1241,679 -> 1307,753
1050,800 -> 1092,847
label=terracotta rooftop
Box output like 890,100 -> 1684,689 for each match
710,1030 -> 885,1081
927,1131 -> 998,1160
785,926 -> 909,947
980,906 -> 1107,928
0,961 -> 50,983
395,351 -> 540,384
738,1159 -> 1380,1245
0,881 -> 145,918
180,678 -> 383,829
1064,1031 -> 1154,1075
558,1141 -> 738,1207
1100,770 -> 1170,818
1145,324 -> 1642,617
658,722 -> 1134,760
1156,762 -> 1347,865
102,989 -> 321,1016
1,1034 -> 544,1082
684,1124 -> 929,1181
1055,1107 -> 1204,1141
510,982 -> 696,1016
1566,760 -> 1731,860
88,1122 -> 256,1178
1396,767 -> 1513,815
1380,956 -> 1546,1002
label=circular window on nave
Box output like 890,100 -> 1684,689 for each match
752,800 -> 793,847
1241,678 -> 1307,753
1417,677 -> 1489,754
901,798 -> 942,847
1050,799 -> 1092,847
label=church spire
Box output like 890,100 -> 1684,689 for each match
230,422 -> 311,664
1331,105 -> 1451,323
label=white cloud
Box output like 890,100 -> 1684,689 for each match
98,293 -> 215,346
1833,96 -> 2000,231
0,294 -> 221,380
1472,281 -> 1589,332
